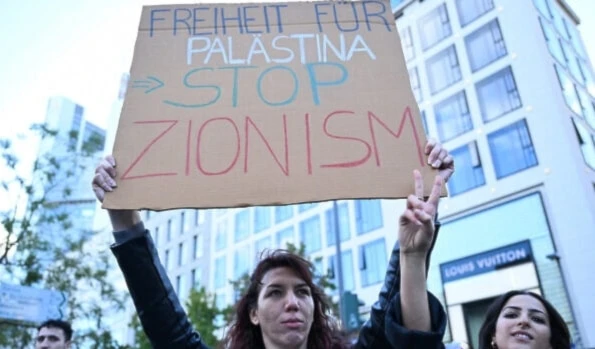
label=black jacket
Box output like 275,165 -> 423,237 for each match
111,223 -> 446,349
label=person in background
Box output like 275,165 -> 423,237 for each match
35,319 -> 72,349
478,290 -> 571,349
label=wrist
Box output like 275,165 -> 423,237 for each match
400,252 -> 428,269
108,210 -> 141,232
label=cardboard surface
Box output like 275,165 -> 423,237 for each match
105,0 -> 438,210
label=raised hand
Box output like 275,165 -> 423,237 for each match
92,155 -> 117,203
91,155 -> 140,231
398,170 -> 443,258
425,138 -> 454,184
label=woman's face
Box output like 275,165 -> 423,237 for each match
493,294 -> 552,349
250,267 -> 314,349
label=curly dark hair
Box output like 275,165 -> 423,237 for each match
478,290 -> 570,349
222,249 -> 347,349
37,319 -> 73,342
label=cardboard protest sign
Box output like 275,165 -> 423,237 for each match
105,0 -> 439,210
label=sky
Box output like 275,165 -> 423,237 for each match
0,0 -> 593,136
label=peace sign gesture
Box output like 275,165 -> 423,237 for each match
398,170 -> 444,258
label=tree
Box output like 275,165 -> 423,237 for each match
0,124 -> 129,348
129,315 -> 152,349
186,286 -> 221,346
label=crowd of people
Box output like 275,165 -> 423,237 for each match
37,140 -> 571,349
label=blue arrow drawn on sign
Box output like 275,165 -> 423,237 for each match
132,76 -> 164,94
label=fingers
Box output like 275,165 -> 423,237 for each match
406,194 -> 424,210
428,142 -> 443,168
400,209 -> 421,226
427,175 -> 444,209
413,169 -> 424,199
92,155 -> 118,203
425,138 -> 437,156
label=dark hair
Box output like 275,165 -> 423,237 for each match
478,290 -> 570,349
223,249 -> 346,349
38,319 -> 73,342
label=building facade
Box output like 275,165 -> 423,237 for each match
39,96 -> 106,243
393,0 -> 595,347
135,0 -> 595,347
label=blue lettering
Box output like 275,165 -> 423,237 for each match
314,3 -> 329,32
257,66 -> 299,106
362,1 -> 391,32
242,6 -> 262,34
164,68 -> 220,108
150,9 -> 170,37
221,7 -> 244,35
220,66 -> 258,107
306,62 -> 348,105
268,4 -> 287,33
174,8 -> 192,36
335,3 -> 359,32
192,7 -> 212,35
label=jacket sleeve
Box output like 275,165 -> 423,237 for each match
110,225 -> 210,349
353,220 -> 443,348
383,291 -> 447,349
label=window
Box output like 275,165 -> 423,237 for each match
234,209 -> 250,242
154,226 -> 160,247
488,119 -> 538,178
167,219 -> 172,241
181,212 -> 187,234
254,207 -> 271,233
325,202 -> 350,246
476,66 -> 522,122
465,19 -> 507,72
448,142 -> 486,195
191,268 -> 202,288
426,45 -> 462,95
175,275 -> 182,295
408,67 -> 422,103
539,18 -> 566,66
298,203 -> 318,212
275,205 -> 293,223
578,89 -> 595,129
214,256 -> 226,289
276,226 -> 295,249
533,0 -> 552,18
192,234 -> 203,259
578,60 -> 595,97
328,250 -> 355,293
434,90 -> 473,141
300,216 -> 322,254
421,110 -> 429,135
177,242 -> 185,266
234,248 -> 251,279
572,118 -> 595,170
566,21 -> 588,60
255,236 -> 272,259
215,220 -> 227,251
165,250 -> 171,270
359,238 -> 387,286
555,65 -> 582,115
400,26 -> 415,61
456,0 -> 494,26
563,41 -> 585,84
355,200 -> 383,235
418,4 -> 452,51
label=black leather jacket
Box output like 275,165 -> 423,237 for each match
111,223 -> 446,349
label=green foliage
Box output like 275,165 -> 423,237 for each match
0,123 -> 128,348
186,287 -> 221,346
129,315 -> 152,349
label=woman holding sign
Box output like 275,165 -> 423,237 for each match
92,140 -> 453,349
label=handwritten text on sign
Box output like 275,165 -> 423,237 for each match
105,1 -> 432,210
